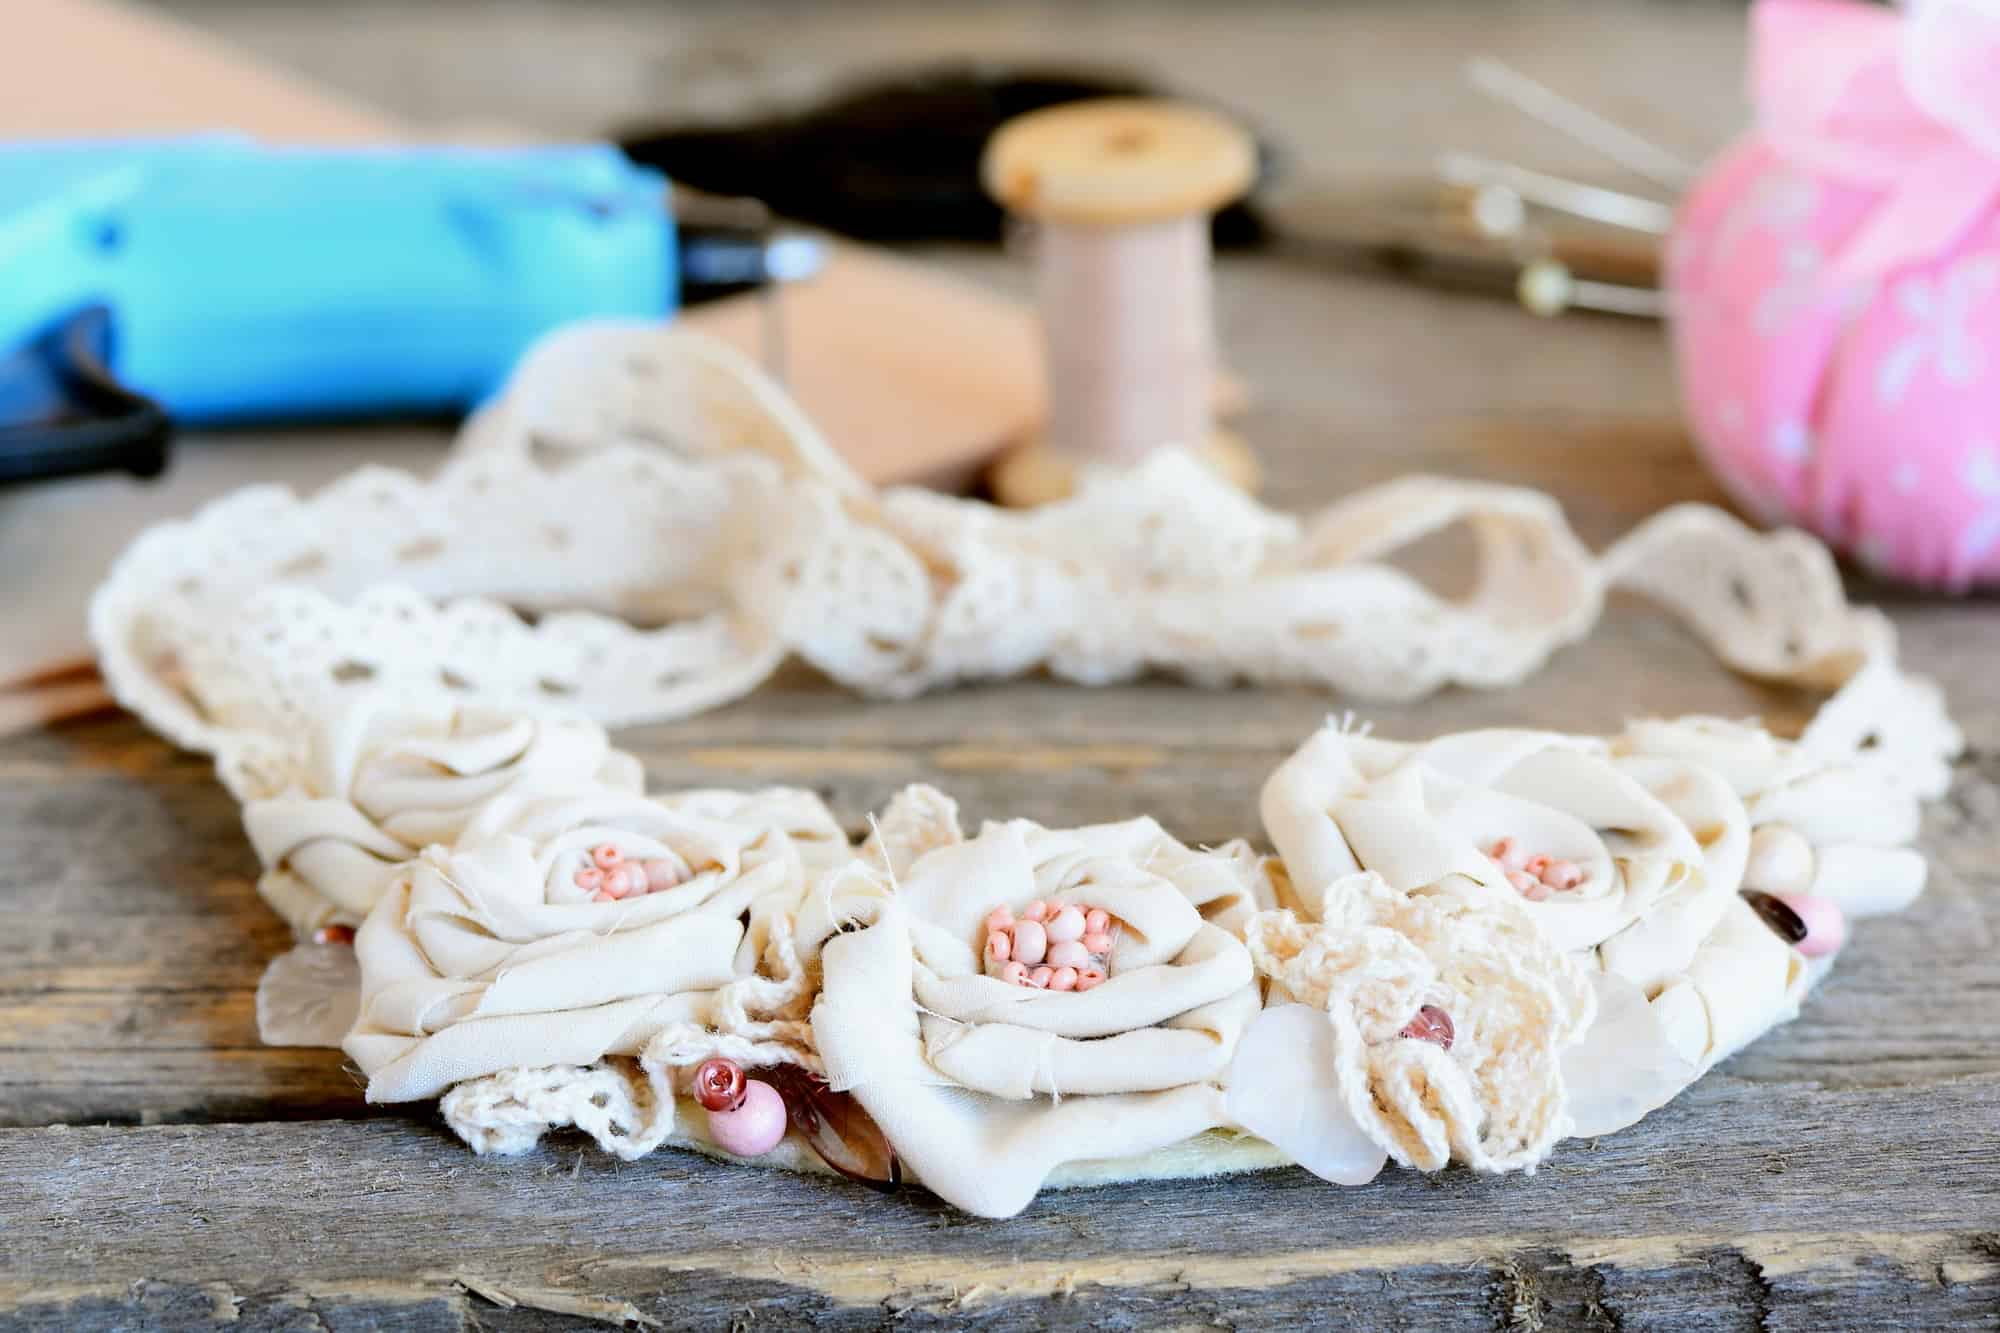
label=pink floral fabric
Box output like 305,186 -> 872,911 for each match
1668,0 -> 2000,589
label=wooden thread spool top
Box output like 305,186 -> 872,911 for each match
982,99 -> 1259,504
982,98 -> 1257,228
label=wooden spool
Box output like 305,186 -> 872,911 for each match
980,98 -> 1260,505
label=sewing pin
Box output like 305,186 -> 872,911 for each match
1516,259 -> 1664,319
1463,56 -> 1695,193
1438,153 -> 1674,236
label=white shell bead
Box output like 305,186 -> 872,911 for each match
1011,919 -> 1048,966
1744,824 -> 1815,897
1046,906 -> 1086,942
1047,939 -> 1090,968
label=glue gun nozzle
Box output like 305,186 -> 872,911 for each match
678,225 -> 828,298
763,232 -> 829,284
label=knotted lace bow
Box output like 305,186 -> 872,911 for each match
1755,0 -> 2000,280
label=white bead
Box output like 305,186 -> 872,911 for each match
1047,939 -> 1090,969
1046,906 -> 1086,943
1011,920 -> 1047,966
1744,824 -> 1815,897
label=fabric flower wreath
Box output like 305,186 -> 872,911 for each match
243,688 -> 641,936
801,786 -> 1273,1218
343,782 -> 838,1156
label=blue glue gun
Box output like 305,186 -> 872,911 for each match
0,138 -> 679,483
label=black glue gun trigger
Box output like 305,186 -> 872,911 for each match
0,306 -> 171,486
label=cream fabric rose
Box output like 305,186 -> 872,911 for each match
345,782 -> 837,1111
658,785 -> 854,875
1236,872 -> 1595,1177
1258,718 -> 1820,1148
1589,754 -> 1750,994
802,796 -> 1270,1218
1616,714 -> 1930,917
1261,725 -> 1728,954
1562,892 -> 1810,1139
1550,708 -> 1924,1139
243,689 -> 642,936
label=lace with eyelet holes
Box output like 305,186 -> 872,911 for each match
91,326 -> 1938,810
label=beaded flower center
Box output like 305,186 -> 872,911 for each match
1484,837 -> 1585,902
982,899 -> 1117,991
572,841 -> 691,903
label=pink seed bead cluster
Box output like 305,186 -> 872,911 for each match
1485,837 -> 1584,902
572,842 -> 688,903
984,900 -> 1114,992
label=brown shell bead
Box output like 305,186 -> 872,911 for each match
1743,890 -> 1809,945
693,1057 -> 748,1113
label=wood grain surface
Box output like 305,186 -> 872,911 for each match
3,2 -> 1996,1328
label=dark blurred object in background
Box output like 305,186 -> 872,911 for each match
617,64 -> 1275,248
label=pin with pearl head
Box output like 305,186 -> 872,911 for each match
980,99 -> 1260,506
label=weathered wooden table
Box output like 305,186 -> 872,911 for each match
5,3 -> 1996,1328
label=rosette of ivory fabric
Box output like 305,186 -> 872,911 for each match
1555,658 -> 1961,1133
1259,725 -> 1746,955
242,688 -> 643,937
656,784 -> 856,876
1254,719 -> 1786,1144
1615,659 -> 1952,922
343,780 -> 838,1148
1229,872 -> 1595,1182
801,797 -> 1273,1218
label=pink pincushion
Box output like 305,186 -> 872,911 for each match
1668,0 -> 2000,589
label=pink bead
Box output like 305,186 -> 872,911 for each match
574,866 -> 604,890
1076,968 -> 1106,991
1400,1004 -> 1455,1050
1487,837 -> 1519,868
607,867 -> 640,899
984,906 -> 1015,932
1081,931 -> 1113,954
1047,906 -> 1086,942
692,1058 -> 747,1113
592,890 -> 617,903
592,843 -> 624,870
1011,919 -> 1047,966
643,859 -> 684,893
1022,900 -> 1049,922
1047,939 -> 1090,969
706,1078 -> 787,1157
1775,893 -> 1847,957
1510,870 -> 1550,901
1523,854 -> 1550,878
1050,966 -> 1079,991
1542,859 -> 1583,890
1085,908 -> 1110,935
1028,966 -> 1054,989
1000,961 -> 1029,985
987,930 -> 1012,962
